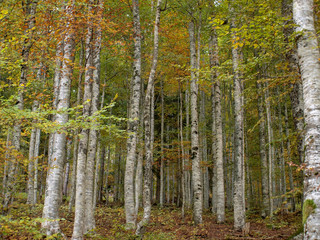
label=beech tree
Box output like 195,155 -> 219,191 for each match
293,0 -> 320,238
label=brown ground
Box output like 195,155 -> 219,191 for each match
0,200 -> 301,240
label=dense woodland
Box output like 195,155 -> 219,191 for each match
0,0 -> 320,239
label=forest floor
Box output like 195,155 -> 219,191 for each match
0,194 -> 302,240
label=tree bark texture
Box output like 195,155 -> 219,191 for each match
42,2 -> 75,236
189,20 -> 203,225
125,0 -> 142,229
293,0 -> 320,238
136,0 -> 162,234
231,13 -> 245,231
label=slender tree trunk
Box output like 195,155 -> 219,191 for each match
189,20 -> 202,225
293,1 -> 320,238
125,0 -> 142,229
42,2 -> 74,236
136,0 -> 162,234
72,2 -> 94,237
179,81 -> 186,218
284,103 -> 296,212
257,81 -> 269,218
277,88 -> 287,209
69,39 -> 84,211
135,145 -> 143,214
264,82 -> 275,216
84,2 -> 102,231
210,30 -> 225,222
231,11 -> 245,230
33,127 -> 41,204
105,146 -> 111,205
27,101 -> 39,204
185,79 -> 191,209
160,79 -> 164,207
63,139 -> 72,197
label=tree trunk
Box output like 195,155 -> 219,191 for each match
72,2 -> 94,237
125,0 -> 142,229
33,127 -> 41,204
210,30 -> 225,222
84,2 -> 102,231
136,0 -> 162,234
63,139 -> 72,197
257,81 -> 269,218
264,82 -> 275,216
231,12 -> 245,230
293,0 -> 320,238
69,39 -> 84,212
189,20 -> 202,225
41,2 -> 74,236
160,79 -> 164,207
27,101 -> 39,204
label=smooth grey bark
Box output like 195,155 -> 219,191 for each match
231,13 -> 245,230
200,91 -> 209,210
125,0 -> 142,229
135,142 -> 143,214
27,101 -> 39,204
72,2 -> 94,237
136,0 -> 162,234
210,30 -> 225,222
189,20 -> 203,225
84,2 -> 102,231
33,127 -> 41,204
42,2 -> 74,236
257,81 -> 269,218
293,0 -> 320,238
48,36 -> 65,169
69,39 -> 84,212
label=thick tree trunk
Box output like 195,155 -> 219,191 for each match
42,2 -> 75,236
189,20 -> 203,225
125,0 -> 142,229
293,1 -> 320,238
